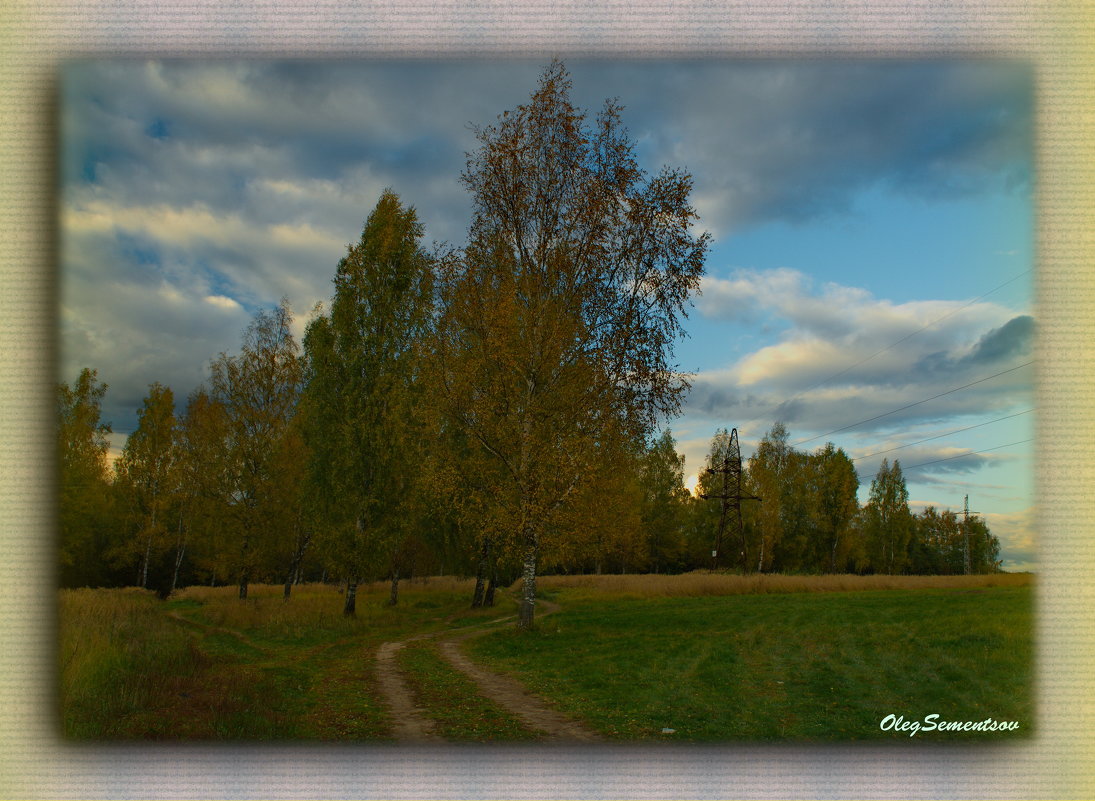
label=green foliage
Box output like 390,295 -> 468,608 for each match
177,387 -> 234,585
744,424 -> 792,572
301,190 -> 434,606
113,382 -> 180,588
810,443 -> 860,572
56,61 -> 1010,595
58,368 -> 121,588
640,430 -> 691,573
864,458 -> 913,574
435,60 -> 709,626
909,505 -> 1002,575
210,300 -> 304,597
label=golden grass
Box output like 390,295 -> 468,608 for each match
172,578 -> 480,632
59,587 -> 205,737
533,571 -> 1033,599
175,576 -> 476,604
59,587 -> 177,678
60,577 -> 483,737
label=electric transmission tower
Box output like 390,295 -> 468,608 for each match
699,428 -> 761,572
961,494 -> 982,575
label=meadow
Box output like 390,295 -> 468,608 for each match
59,573 -> 1033,741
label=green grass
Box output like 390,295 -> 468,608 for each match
396,640 -> 539,741
59,588 -> 208,738
468,586 -> 1033,741
60,578 -> 1033,741
61,580 -> 490,739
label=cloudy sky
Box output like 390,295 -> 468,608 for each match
60,59 -> 1035,570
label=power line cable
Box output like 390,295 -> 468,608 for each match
850,408 -> 1034,462
735,269 -> 1032,438
855,438 -> 1033,484
792,360 -> 1034,448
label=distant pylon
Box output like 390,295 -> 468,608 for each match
699,428 -> 761,572
963,495 -> 970,574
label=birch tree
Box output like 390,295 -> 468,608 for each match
746,424 -> 791,573
58,368 -> 117,587
301,190 -> 433,615
864,458 -> 913,574
434,61 -> 708,628
114,382 -> 180,589
811,442 -> 859,573
640,430 -> 689,574
210,300 -> 304,599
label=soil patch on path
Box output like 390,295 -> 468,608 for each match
374,598 -> 600,742
438,629 -> 599,742
375,638 -> 444,741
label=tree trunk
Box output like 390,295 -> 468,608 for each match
343,579 -> 358,616
283,532 -> 311,601
517,533 -> 538,630
713,503 -> 727,571
387,569 -> 400,606
140,532 -> 153,589
737,509 -> 750,575
238,532 -> 251,600
171,540 -> 186,595
484,558 -> 498,607
139,503 -> 160,590
471,537 -> 489,607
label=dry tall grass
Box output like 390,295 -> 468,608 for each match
534,571 -> 1033,599
59,587 -> 204,737
172,577 -> 480,632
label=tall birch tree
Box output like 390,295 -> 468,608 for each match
640,430 -> 689,574
811,442 -> 859,573
58,368 -> 116,587
434,61 -> 708,628
301,190 -> 433,615
864,458 -> 913,574
175,387 -> 232,590
746,424 -> 792,573
210,300 -> 303,599
114,382 -> 180,589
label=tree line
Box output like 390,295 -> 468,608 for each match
57,62 -> 1001,625
697,424 -> 1000,577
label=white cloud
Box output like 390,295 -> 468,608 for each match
983,506 -> 1036,571
59,60 -> 1033,450
204,295 -> 242,311
64,200 -> 344,257
685,267 -> 1033,437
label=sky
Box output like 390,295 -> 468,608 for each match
60,59 -> 1035,571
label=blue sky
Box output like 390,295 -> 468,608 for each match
60,59 -> 1035,570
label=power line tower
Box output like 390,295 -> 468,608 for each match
961,494 -> 982,575
699,428 -> 761,572
963,495 -> 970,575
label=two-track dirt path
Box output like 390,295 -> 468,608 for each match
373,599 -> 600,742
374,637 -> 445,741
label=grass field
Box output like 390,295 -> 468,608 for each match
59,579 -> 512,739
59,573 -> 1033,741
